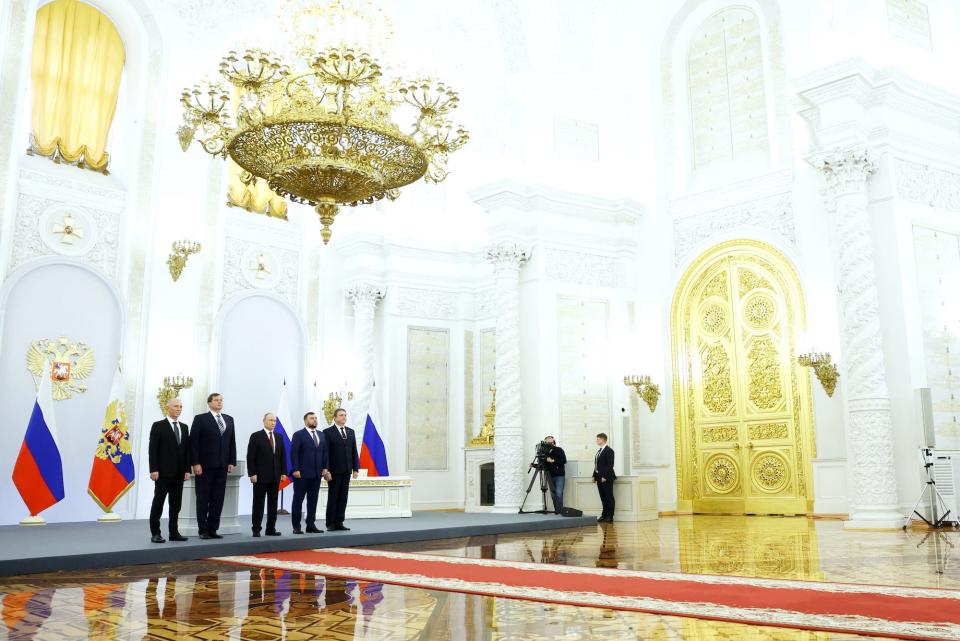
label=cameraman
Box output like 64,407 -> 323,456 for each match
541,436 -> 567,514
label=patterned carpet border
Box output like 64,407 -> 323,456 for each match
213,548 -> 960,641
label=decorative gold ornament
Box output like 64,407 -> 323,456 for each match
797,351 -> 838,397
469,385 -> 496,447
322,389 -> 354,425
178,1 -> 468,245
706,454 -> 738,493
26,337 -> 95,400
167,240 -> 201,282
51,213 -> 85,245
157,374 -> 193,415
249,253 -> 271,281
95,397 -> 131,465
753,453 -> 789,492
624,374 -> 661,413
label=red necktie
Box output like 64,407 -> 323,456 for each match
268,431 -> 275,452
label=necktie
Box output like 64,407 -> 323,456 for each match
173,421 -> 180,445
595,447 -> 601,472
340,427 -> 346,440
216,414 -> 225,435
268,430 -> 275,452
311,430 -> 319,447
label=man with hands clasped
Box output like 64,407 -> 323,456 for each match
246,412 -> 288,537
290,411 -> 331,534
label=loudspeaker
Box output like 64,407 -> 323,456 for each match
561,507 -> 582,517
917,387 -> 936,448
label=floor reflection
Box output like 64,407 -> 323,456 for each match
2,515 -> 956,640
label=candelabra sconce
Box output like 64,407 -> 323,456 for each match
624,375 -> 661,413
798,352 -> 839,397
167,240 -> 201,282
157,374 -> 194,414
469,385 -> 496,447
322,390 -> 354,426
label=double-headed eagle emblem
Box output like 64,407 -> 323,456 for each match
96,399 -> 131,463
26,337 -> 95,400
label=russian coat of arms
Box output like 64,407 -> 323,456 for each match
26,337 -> 95,400
96,399 -> 131,464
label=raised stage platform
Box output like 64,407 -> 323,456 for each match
0,511 -> 595,577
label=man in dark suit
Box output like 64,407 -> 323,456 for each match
593,432 -> 616,522
246,412 -> 288,537
190,392 -> 237,539
147,397 -> 191,543
290,411 -> 330,534
323,408 -> 359,531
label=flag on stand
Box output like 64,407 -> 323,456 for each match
359,394 -> 389,477
274,383 -> 295,490
12,365 -> 65,516
88,366 -> 136,512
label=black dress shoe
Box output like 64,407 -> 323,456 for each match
169,534 -> 187,542
305,526 -> 323,533
266,530 -> 282,536
597,517 -> 607,523
252,531 -> 261,537
292,529 -> 304,534
210,533 -> 223,539
199,533 -> 212,540
333,524 -> 350,531
151,534 -> 166,543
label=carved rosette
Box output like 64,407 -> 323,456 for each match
816,148 -> 900,522
485,242 -> 530,511
346,282 -> 385,424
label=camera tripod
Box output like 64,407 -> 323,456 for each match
519,456 -> 555,514
905,448 -> 953,529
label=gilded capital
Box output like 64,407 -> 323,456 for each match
345,282 -> 385,310
485,241 -> 531,271
814,147 -> 877,200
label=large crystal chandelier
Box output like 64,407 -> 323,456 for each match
177,0 -> 468,244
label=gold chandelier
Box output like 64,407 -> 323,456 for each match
177,1 -> 468,244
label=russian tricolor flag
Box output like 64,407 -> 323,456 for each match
274,383 -> 295,490
359,395 -> 389,477
12,364 -> 65,517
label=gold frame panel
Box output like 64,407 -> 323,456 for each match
671,240 -> 815,514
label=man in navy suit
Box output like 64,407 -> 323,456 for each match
190,392 -> 237,539
593,432 -> 617,523
323,408 -> 359,531
290,411 -> 330,534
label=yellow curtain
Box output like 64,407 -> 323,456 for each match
226,158 -> 288,219
30,0 -> 124,173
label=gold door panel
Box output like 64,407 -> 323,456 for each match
672,240 -> 814,515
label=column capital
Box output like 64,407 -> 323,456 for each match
345,282 -> 385,309
813,146 -> 877,200
485,241 -> 531,270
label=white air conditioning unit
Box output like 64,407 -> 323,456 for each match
931,454 -> 960,524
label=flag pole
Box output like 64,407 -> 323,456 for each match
278,377 -> 290,516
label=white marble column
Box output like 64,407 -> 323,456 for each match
816,147 -> 902,529
345,282 -> 385,425
485,242 -> 530,512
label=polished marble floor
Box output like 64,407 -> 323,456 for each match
1,515 -> 957,640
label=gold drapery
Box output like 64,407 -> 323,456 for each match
226,158 -> 288,219
30,0 -> 124,173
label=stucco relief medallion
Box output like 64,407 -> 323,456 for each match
240,248 -> 281,289
705,454 -> 739,494
39,204 -> 98,257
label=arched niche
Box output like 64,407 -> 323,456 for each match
0,259 -> 124,524
211,292 -> 306,514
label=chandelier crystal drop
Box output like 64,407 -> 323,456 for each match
177,0 -> 468,244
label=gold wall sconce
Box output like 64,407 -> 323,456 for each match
468,385 -> 496,447
624,374 -> 661,412
157,374 -> 194,414
167,240 -> 201,282
322,389 -> 354,425
798,352 -> 839,397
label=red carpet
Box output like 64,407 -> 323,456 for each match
214,547 -> 960,640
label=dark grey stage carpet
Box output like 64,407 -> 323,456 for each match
0,511 -> 595,576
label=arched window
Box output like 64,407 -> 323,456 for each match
29,0 -> 125,173
686,7 -> 767,171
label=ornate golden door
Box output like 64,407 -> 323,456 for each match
672,240 -> 814,514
